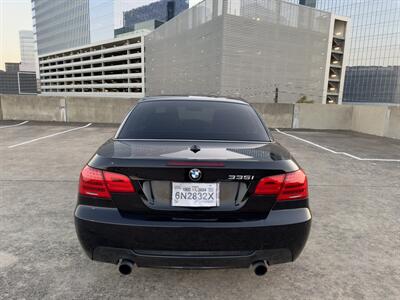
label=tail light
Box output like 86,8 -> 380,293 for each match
79,165 -> 135,199
254,174 -> 285,196
103,171 -> 135,193
254,170 -> 308,201
277,170 -> 308,201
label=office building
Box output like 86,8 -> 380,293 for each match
115,20 -> 164,38
19,31 -> 36,72
32,0 -> 189,56
32,0 -> 190,97
31,0 -> 139,56
291,0 -> 400,104
145,0 -> 348,104
123,0 -> 188,28
115,1 -> 189,38
0,63 -> 37,95
32,0 -> 91,55
344,66 -> 400,104
299,0 -> 316,8
38,33 -> 145,98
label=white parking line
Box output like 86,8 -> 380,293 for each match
275,129 -> 400,162
0,121 -> 29,129
8,123 -> 92,149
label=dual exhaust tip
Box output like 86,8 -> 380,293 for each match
117,259 -> 268,276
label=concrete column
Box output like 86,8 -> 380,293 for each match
59,98 -> 67,122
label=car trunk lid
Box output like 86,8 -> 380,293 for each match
89,140 -> 298,219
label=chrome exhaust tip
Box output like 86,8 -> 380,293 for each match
118,259 -> 134,275
252,260 -> 268,276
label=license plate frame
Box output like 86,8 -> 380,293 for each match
171,182 -> 220,207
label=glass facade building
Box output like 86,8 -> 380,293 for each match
19,30 -> 36,72
32,0 -> 91,55
89,0 -> 116,43
0,63 -> 37,95
344,66 -> 400,104
123,0 -> 188,28
32,0 -> 189,56
291,0 -> 400,104
32,0 -> 131,55
33,0 -> 191,97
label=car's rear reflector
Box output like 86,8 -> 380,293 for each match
254,170 -> 308,201
79,166 -> 135,199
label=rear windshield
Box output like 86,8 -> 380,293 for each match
117,100 -> 269,142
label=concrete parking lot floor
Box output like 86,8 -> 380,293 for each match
1,121 -> 399,299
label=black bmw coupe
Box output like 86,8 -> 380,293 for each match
74,96 -> 311,276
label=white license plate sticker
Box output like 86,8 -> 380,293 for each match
172,182 -> 219,207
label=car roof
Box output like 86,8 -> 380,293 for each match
139,95 -> 249,105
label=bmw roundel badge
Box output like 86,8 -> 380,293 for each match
189,168 -> 202,181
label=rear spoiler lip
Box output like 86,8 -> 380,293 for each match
88,154 -> 300,174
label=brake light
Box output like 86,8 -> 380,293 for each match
79,166 -> 135,199
254,170 -> 308,201
254,174 -> 285,196
103,171 -> 135,193
167,161 -> 225,167
277,170 -> 308,201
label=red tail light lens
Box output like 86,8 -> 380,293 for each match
79,166 -> 110,199
277,169 -> 308,201
254,170 -> 308,201
254,174 -> 285,196
103,171 -> 135,193
79,166 -> 135,199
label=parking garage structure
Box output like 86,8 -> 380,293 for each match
146,0 -> 349,104
38,33 -> 145,98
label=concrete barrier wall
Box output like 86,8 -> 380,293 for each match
1,94 -> 65,121
351,105 -> 389,136
0,94 -> 138,124
0,94 -> 399,140
0,95 -> 3,120
66,97 -> 138,123
385,107 -> 400,139
293,104 -> 353,130
252,103 -> 294,128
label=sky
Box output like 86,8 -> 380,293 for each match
0,0 -> 32,70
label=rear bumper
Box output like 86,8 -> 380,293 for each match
74,205 -> 311,268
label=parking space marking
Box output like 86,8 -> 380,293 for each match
8,123 -> 92,149
0,121 -> 29,129
275,129 -> 400,162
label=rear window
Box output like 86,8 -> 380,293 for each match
117,100 -> 269,142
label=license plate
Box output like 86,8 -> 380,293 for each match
172,182 -> 219,207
